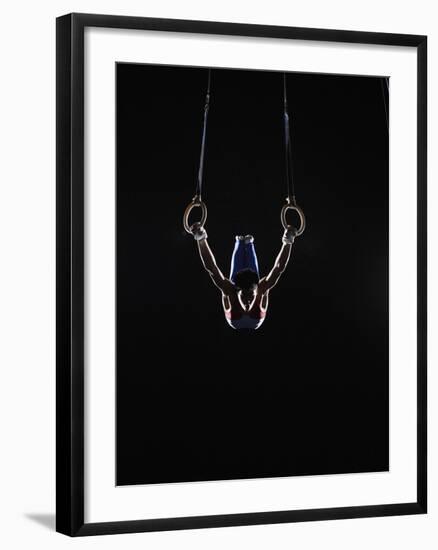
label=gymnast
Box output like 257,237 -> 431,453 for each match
191,224 -> 297,330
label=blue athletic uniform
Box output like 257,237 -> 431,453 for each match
229,237 -> 260,282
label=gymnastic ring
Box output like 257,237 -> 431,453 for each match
183,197 -> 208,234
281,200 -> 306,236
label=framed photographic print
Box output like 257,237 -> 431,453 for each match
56,13 -> 427,536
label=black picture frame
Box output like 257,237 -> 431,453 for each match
56,12 -> 427,537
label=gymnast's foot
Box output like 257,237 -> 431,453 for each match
235,235 -> 254,244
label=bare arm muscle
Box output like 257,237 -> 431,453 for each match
197,239 -> 230,292
261,242 -> 293,292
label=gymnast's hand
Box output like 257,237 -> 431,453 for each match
191,222 -> 208,241
282,225 -> 298,245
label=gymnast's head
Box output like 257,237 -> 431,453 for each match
234,268 -> 259,303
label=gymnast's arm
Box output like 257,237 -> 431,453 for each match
192,224 -> 231,293
260,227 -> 296,292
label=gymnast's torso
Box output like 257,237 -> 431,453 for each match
222,283 -> 268,330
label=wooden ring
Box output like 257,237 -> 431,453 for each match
183,199 -> 208,234
281,202 -> 306,236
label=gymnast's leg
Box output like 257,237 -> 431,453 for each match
229,235 -> 260,283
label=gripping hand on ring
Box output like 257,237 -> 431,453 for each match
191,222 -> 208,241
282,226 -> 298,245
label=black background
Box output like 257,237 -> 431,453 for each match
116,63 -> 389,486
